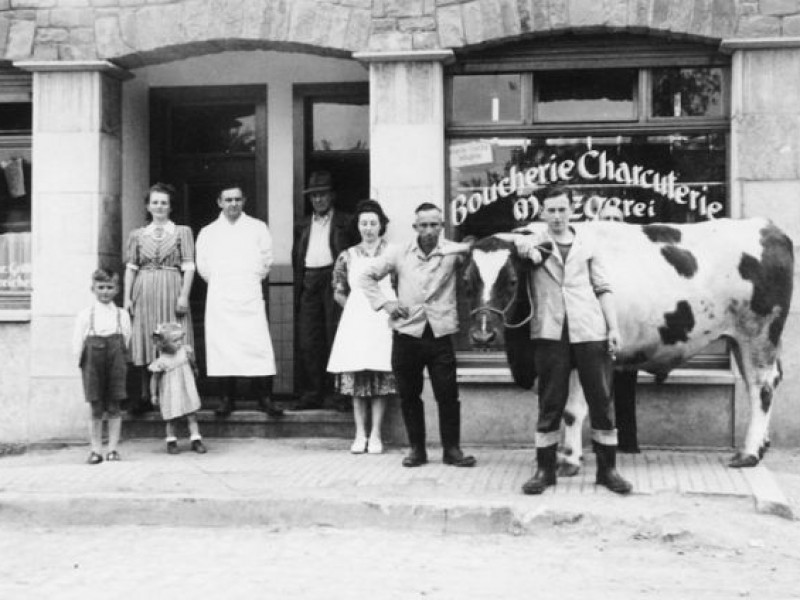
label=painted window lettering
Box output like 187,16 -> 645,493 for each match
449,147 -> 724,227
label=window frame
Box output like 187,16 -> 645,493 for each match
0,70 -> 32,314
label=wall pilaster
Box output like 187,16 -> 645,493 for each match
356,50 -> 451,244
17,60 -> 129,440
726,44 -> 800,447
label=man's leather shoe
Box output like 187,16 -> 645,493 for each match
215,396 -> 235,417
292,394 -> 323,411
442,447 -> 477,467
402,448 -> 428,468
256,396 -> 284,418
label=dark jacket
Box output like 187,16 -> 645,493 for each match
292,209 -> 356,302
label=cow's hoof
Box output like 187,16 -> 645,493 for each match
729,452 -> 759,468
758,441 -> 771,460
558,463 -> 581,477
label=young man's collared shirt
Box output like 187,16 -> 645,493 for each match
304,210 -> 334,268
72,300 -> 132,363
360,238 -> 463,338
529,226 -> 612,343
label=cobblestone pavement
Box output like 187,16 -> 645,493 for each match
0,438 -> 759,498
0,521 -> 799,600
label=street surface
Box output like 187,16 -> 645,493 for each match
1,443 -> 799,599
1,496 -> 799,600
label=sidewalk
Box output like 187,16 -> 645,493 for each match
0,439 -> 794,532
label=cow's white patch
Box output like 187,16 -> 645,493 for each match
473,249 -> 511,304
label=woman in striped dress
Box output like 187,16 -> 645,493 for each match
124,183 -> 196,412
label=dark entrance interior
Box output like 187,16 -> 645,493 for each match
292,82 -> 370,389
149,85 -> 268,405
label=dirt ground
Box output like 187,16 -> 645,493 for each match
0,499 -> 798,600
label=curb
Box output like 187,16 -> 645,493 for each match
0,493 -> 597,535
741,465 -> 796,520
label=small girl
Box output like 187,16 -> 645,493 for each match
149,322 -> 207,454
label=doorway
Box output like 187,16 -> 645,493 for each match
292,82 -> 369,391
150,85 -> 268,402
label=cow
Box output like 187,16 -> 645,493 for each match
463,218 -> 793,469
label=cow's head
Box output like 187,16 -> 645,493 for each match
463,234 -> 538,388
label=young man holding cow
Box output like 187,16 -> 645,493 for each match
515,186 -> 633,495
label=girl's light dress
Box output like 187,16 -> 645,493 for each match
148,346 -> 202,420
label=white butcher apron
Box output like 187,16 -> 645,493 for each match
199,215 -> 276,377
327,250 -> 395,373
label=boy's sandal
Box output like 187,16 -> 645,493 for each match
105,451 -> 121,462
87,452 -> 103,465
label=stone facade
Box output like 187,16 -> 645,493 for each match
0,1 -> 797,64
2,0 -> 800,447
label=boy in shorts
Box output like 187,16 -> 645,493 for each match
72,269 -> 132,464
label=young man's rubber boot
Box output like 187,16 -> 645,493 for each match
521,445 -> 558,495
594,442 -> 633,495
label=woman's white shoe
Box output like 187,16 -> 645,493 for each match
350,436 -> 368,454
367,438 -> 384,454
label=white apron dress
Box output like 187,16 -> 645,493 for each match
327,248 -> 396,374
196,213 -> 276,377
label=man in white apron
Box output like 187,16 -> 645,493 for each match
196,185 -> 283,418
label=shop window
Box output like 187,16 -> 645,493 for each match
535,69 -> 637,122
0,75 -> 32,310
451,74 -> 522,123
651,67 -> 725,118
446,42 -> 730,366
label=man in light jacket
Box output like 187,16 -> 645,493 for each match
196,185 -> 283,418
514,186 -> 632,495
360,203 -> 476,469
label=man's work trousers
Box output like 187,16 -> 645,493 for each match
298,266 -> 339,401
392,326 -> 461,451
533,326 -> 616,448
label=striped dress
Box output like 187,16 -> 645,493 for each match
127,222 -> 195,366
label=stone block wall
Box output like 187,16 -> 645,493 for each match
732,47 -> 800,447
0,1 -> 798,65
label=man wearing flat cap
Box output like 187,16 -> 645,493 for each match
292,171 -> 356,410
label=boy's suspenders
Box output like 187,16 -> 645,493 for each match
87,306 -> 122,338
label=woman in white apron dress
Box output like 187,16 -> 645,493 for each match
327,200 -> 397,454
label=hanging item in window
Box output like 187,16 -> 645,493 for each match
0,231 -> 31,291
1,157 -> 25,198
